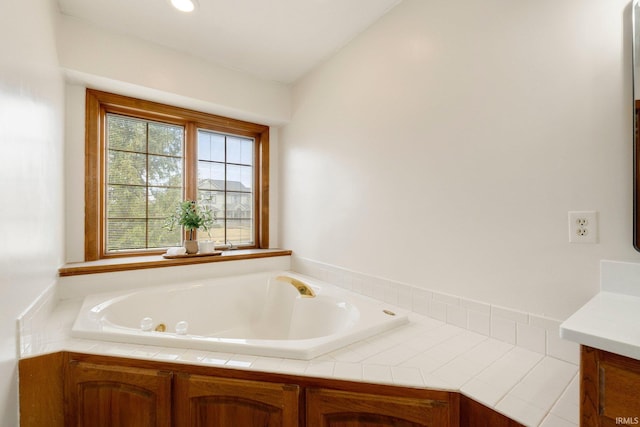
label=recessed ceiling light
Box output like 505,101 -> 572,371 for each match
170,0 -> 197,13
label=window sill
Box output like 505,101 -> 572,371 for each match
58,249 -> 292,277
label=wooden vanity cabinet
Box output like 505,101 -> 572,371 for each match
173,373 -> 300,427
581,346 -> 640,427
19,351 -> 521,427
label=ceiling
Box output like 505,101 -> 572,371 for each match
55,0 -> 402,84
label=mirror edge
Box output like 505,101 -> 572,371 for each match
634,0 -> 640,251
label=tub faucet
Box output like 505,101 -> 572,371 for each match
275,275 -> 316,298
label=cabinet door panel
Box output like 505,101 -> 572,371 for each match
66,361 -> 172,427
306,388 -> 450,427
582,346 -> 640,427
174,373 -> 299,427
601,362 -> 640,421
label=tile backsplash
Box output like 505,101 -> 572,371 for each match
600,259 -> 640,297
291,255 -> 579,364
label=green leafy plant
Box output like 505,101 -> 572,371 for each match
164,200 -> 215,240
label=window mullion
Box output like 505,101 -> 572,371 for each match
184,122 -> 198,240
224,135 -> 228,245
145,122 -> 150,250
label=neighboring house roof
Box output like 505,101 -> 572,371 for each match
200,179 -> 250,192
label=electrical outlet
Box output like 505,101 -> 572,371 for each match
568,211 -> 598,243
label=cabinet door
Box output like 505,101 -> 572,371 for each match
306,387 -> 450,427
65,360 -> 172,427
582,346 -> 640,427
174,373 -> 300,427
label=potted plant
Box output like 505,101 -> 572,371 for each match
164,200 -> 215,254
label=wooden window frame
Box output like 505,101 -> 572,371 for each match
85,89 -> 269,261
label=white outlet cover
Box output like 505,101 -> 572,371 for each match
568,211 -> 598,244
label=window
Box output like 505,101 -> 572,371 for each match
197,130 -> 255,244
105,114 -> 184,252
85,89 -> 269,260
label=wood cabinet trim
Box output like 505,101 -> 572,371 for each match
19,352 -> 65,427
581,346 -> 601,425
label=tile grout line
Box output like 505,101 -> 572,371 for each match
540,371 -> 579,426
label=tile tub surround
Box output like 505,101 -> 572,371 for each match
18,256 -> 581,426
20,298 -> 578,426
291,256 -> 579,365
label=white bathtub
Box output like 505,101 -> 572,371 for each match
71,271 -> 408,360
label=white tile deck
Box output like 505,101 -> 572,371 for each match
20,302 -> 579,427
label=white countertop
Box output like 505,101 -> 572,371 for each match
560,291 -> 640,361
21,297 -> 578,427
560,260 -> 640,362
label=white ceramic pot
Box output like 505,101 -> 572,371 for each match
184,240 -> 198,254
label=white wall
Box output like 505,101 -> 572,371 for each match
57,16 -> 290,262
0,0 -> 65,424
57,14 -> 291,126
279,0 -> 637,320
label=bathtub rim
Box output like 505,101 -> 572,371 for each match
71,271 -> 409,360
